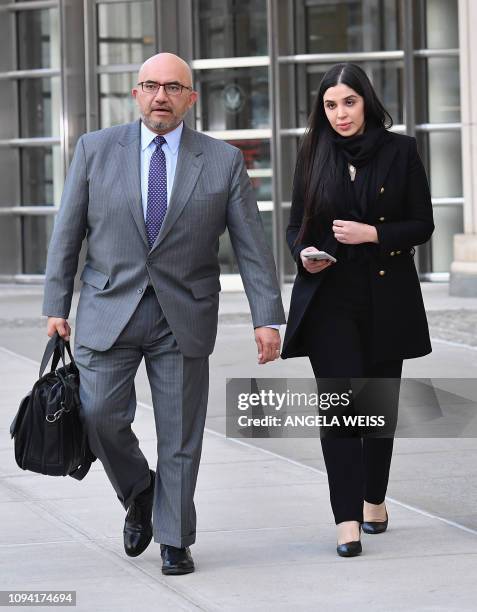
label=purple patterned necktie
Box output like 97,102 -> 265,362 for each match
146,135 -> 167,249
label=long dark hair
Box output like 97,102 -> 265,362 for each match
295,63 -> 393,244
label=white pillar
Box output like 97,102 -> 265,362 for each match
450,0 -> 477,295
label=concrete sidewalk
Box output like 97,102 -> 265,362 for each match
1,283 -> 477,611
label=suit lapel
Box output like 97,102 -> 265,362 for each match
151,124 -> 204,252
118,121 -> 149,249
368,135 -> 399,218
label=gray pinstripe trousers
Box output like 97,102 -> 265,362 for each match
74,287 -> 209,548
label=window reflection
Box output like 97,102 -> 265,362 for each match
19,77 -> 61,138
425,0 -> 458,49
423,131 -> 462,198
99,73 -> 137,128
196,67 -> 269,130
97,1 -> 154,65
21,147 -> 57,206
17,8 -> 59,70
227,140 -> 272,200
226,139 -> 270,168
303,0 -> 401,53
414,130 -> 464,273
431,205 -> 463,273
194,0 -> 267,58
415,58 -> 460,124
22,216 -> 54,274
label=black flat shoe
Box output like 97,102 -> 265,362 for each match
123,469 -> 155,557
336,525 -> 362,558
161,545 -> 195,575
362,509 -> 388,534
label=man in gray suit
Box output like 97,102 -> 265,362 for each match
43,53 -> 285,575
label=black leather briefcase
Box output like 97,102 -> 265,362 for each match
10,333 -> 95,480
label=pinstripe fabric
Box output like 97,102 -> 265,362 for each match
74,289 -> 208,548
42,121 -> 285,357
42,119 -> 285,547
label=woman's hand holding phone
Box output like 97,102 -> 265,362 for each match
300,247 -> 335,274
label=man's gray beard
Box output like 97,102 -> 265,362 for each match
141,112 -> 179,133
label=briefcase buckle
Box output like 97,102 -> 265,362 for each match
45,401 -> 70,423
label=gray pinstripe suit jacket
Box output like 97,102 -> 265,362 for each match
42,120 -> 285,357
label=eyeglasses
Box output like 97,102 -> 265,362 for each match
137,81 -> 193,96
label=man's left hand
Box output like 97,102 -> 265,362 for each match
254,327 -> 281,364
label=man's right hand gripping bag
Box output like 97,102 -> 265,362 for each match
10,332 -> 95,480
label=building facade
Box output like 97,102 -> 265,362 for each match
0,0 -> 475,293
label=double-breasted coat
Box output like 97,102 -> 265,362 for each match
281,131 -> 434,363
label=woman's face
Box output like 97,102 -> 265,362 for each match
323,83 -> 365,137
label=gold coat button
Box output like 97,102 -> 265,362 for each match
380,187 -> 385,194
396,250 -> 401,255
379,270 -> 386,276
390,251 -> 395,256
379,216 -> 385,222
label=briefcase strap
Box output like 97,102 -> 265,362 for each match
39,332 -> 76,378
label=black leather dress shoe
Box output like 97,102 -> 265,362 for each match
161,545 -> 195,575
337,526 -> 362,558
362,512 -> 388,534
123,470 -> 155,557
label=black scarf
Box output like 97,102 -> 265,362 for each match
331,126 -> 390,260
332,126 -> 389,221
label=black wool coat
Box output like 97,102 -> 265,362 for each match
281,131 -> 435,363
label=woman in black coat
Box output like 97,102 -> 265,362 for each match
281,63 -> 434,557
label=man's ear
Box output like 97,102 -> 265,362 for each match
188,91 -> 198,108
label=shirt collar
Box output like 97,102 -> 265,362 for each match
140,120 -> 183,154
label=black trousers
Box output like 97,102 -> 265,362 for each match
304,257 -> 403,524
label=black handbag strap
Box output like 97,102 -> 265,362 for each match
39,332 -> 76,378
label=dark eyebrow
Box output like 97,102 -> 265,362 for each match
324,95 -> 358,103
143,80 -> 181,85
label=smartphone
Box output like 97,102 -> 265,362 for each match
302,250 -> 337,263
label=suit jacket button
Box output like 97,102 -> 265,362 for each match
380,187 -> 385,194
390,251 -> 395,256
137,288 -> 143,294
379,216 -> 385,222
379,270 -> 386,276
396,250 -> 401,255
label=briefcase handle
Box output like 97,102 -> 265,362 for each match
39,332 -> 76,378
